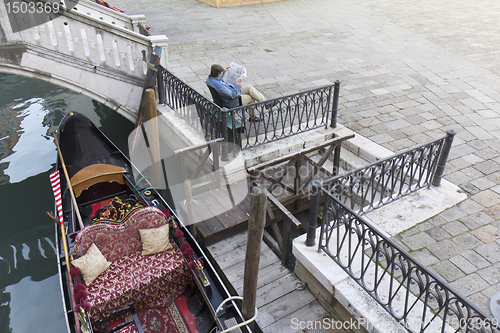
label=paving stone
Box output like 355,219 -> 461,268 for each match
426,215 -> 450,228
449,255 -> 479,275
458,182 -> 480,195
442,220 -> 470,236
401,232 -> 437,251
472,190 -> 500,208
427,239 -> 464,260
439,206 -> 469,222
473,160 -> 500,175
466,292 -> 493,317
452,232 -> 485,251
459,214 -> 494,230
477,263 -> 500,286
425,226 -> 452,242
486,204 -> 500,221
409,248 -> 440,267
471,225 -> 500,244
456,199 -> 485,215
431,260 -> 465,282
475,242 -> 500,264
449,274 -> 490,297
470,177 -> 497,190
482,283 -> 500,300
461,250 -> 492,270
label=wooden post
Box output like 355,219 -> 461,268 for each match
242,186 -> 267,330
144,88 -> 163,188
282,216 -> 291,267
294,156 -> 301,211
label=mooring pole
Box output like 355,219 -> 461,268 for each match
242,186 -> 267,331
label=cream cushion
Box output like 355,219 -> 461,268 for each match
72,243 -> 111,286
139,224 -> 172,256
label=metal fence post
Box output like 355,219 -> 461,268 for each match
306,180 -> 322,247
330,80 -> 340,128
221,108 -> 229,161
157,66 -> 166,104
432,130 -> 456,186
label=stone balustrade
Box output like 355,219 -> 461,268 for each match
0,0 -> 168,121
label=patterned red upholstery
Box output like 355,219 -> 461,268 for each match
73,207 -> 191,320
74,207 -> 168,261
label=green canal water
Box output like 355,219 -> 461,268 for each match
0,73 -> 134,333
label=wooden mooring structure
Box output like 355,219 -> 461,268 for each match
177,134 -> 354,332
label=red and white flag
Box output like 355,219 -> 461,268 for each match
50,170 -> 64,225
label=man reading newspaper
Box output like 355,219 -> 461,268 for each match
206,63 -> 269,121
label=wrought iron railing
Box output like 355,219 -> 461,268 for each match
158,66 -> 223,142
321,131 -> 455,216
318,194 -> 499,332
230,84 -> 335,149
157,66 -> 340,150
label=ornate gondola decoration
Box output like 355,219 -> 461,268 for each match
92,197 -> 143,224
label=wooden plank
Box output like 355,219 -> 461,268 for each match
233,261 -> 291,293
195,216 -> 226,245
247,135 -> 354,172
207,231 -> 247,255
213,193 -> 247,224
225,246 -> 277,279
254,273 -> 301,308
261,300 -> 334,333
256,288 -> 317,329
236,195 -> 251,214
197,196 -> 235,226
213,244 -> 248,270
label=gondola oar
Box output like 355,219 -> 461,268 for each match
53,132 -> 85,230
49,172 -> 87,333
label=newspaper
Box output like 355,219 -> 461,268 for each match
226,62 -> 247,86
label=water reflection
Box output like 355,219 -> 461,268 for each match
0,73 -> 97,185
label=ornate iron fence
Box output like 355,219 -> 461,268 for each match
231,85 -> 335,149
321,131 -> 455,216
318,194 -> 499,332
159,66 -> 223,142
157,66 -> 339,150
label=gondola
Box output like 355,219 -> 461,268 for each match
49,111 -> 253,333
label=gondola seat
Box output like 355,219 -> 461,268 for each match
73,206 -> 192,320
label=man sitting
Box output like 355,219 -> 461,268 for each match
206,64 -> 267,121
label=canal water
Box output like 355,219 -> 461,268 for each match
0,73 -> 135,333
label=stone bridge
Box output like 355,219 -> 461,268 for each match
0,0 -> 168,122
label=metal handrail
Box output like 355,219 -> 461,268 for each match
158,66 -> 339,150
318,193 -> 498,332
230,84 -> 335,149
321,131 -> 455,216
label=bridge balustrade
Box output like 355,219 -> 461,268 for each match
0,0 -> 168,121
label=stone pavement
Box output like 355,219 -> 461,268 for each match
113,0 -> 500,317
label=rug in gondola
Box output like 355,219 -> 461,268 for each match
114,294 -> 199,333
